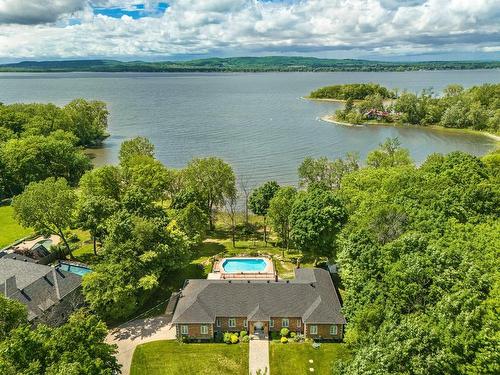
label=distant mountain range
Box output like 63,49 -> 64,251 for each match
0,57 -> 499,72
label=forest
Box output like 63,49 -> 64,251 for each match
0,100 -> 498,374
1,57 -> 499,72
312,83 -> 500,133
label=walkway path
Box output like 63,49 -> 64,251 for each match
249,338 -> 270,375
106,316 -> 176,375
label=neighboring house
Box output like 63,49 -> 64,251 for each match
0,257 -> 84,326
171,268 -> 346,341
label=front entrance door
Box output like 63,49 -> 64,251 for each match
251,321 -> 267,338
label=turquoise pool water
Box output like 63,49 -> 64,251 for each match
222,258 -> 267,273
57,263 -> 92,276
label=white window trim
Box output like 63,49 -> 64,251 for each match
181,325 -> 188,335
282,318 -> 289,328
200,325 -> 208,334
309,325 -> 318,335
243,320 -> 247,328
270,319 -> 274,328
330,325 -> 338,335
216,319 -> 221,327
297,319 -> 301,327
228,318 -> 236,328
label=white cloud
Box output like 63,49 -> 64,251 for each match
0,0 -> 498,60
0,0 -> 85,25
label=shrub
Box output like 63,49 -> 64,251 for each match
214,332 -> 224,343
281,336 -> 288,344
241,335 -> 250,343
293,334 -> 305,343
290,332 -> 296,338
270,331 -> 280,340
230,334 -> 239,344
223,332 -> 231,344
240,330 -> 248,337
280,328 -> 289,337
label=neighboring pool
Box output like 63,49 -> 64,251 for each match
57,262 -> 92,276
222,258 -> 268,273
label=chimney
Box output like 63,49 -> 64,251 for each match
52,269 -> 61,300
4,276 -> 17,296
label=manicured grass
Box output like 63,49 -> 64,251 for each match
270,342 -> 351,375
130,341 -> 249,375
0,205 -> 33,248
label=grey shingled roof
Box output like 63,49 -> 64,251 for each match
0,258 -> 82,321
172,268 -> 345,325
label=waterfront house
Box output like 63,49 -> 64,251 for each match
171,268 -> 345,341
0,256 -> 85,326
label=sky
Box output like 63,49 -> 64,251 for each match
0,0 -> 498,63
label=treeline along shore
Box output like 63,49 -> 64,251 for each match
308,83 -> 500,137
0,56 -> 499,72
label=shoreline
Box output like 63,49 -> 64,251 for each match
320,115 -> 500,144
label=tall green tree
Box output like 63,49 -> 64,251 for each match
0,294 -> 27,341
298,154 -> 359,190
63,99 -> 109,146
76,195 -> 119,255
183,157 -> 236,230
0,133 -> 91,195
289,188 -> 347,263
249,181 -> 280,245
119,136 -> 155,166
13,177 -> 77,257
268,186 -> 297,250
366,137 -> 413,168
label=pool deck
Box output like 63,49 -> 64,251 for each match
209,257 -> 276,280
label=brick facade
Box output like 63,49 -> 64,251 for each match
176,320 -> 344,341
177,323 -> 214,339
214,317 -> 248,332
269,317 -> 303,333
305,323 -> 343,340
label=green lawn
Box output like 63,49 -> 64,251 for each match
0,205 -> 33,248
270,342 -> 351,375
130,341 -> 249,375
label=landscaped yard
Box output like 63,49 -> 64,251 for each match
0,205 -> 33,248
130,341 -> 249,375
270,342 -> 351,375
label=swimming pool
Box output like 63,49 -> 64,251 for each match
222,258 -> 269,273
57,262 -> 92,276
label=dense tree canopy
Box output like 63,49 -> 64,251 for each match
0,310 -> 120,375
0,295 -> 27,341
289,188 -> 347,263
333,149 -> 500,375
309,83 -> 394,100
0,99 -> 108,198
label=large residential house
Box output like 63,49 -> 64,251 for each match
0,255 -> 84,326
171,268 -> 345,341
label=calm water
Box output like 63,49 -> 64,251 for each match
222,258 -> 268,273
0,70 -> 498,187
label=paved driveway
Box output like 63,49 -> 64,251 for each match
249,338 -> 270,375
106,316 -> 176,375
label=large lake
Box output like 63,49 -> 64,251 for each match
0,70 -> 498,186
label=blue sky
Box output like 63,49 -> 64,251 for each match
93,2 -> 168,19
0,0 -> 498,62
